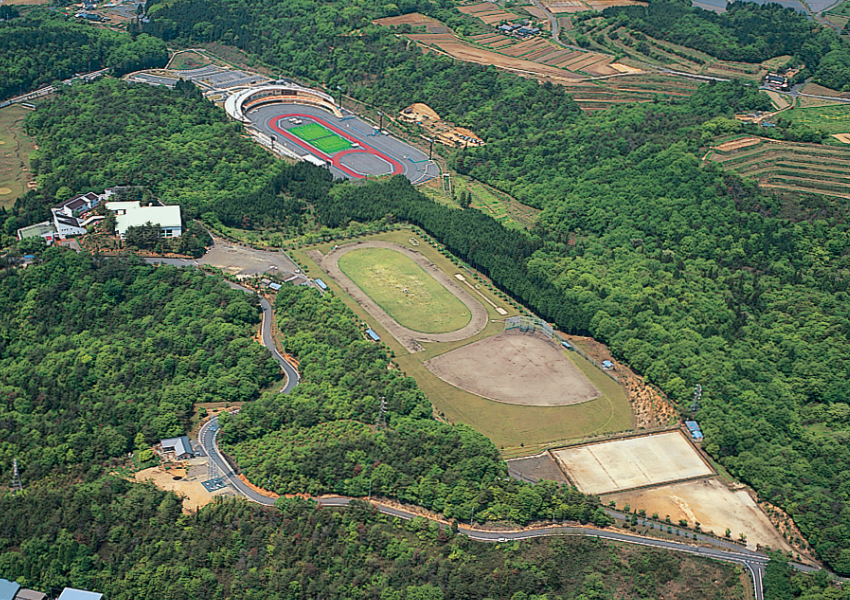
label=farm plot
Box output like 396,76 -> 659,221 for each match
373,12 -> 451,33
289,122 -> 352,154
553,431 -> 714,494
424,331 -> 601,406
338,246 -> 472,334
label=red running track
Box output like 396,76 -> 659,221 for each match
269,114 -> 404,179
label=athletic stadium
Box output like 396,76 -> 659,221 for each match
225,84 -> 439,183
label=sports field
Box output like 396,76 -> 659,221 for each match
553,431 -> 714,494
338,247 -> 472,333
289,122 -> 352,154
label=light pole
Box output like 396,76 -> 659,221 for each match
378,111 -> 384,131
429,137 -> 434,160
270,134 -> 276,151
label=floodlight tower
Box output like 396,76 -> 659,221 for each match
377,396 -> 387,429
11,459 -> 22,493
689,384 -> 702,415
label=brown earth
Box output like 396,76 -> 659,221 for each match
605,478 -> 795,553
135,459 -> 236,513
425,331 -> 602,406
832,133 -> 850,143
373,13 -> 450,33
714,137 -> 762,152
399,102 -> 485,148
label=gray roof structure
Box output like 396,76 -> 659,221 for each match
161,435 -> 193,457
15,590 -> 48,600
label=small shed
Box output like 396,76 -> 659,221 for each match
366,328 -> 380,342
15,590 -> 48,600
57,590 -> 103,600
315,278 -> 328,290
268,282 -> 282,291
0,579 -> 20,600
561,341 -> 572,350
160,435 -> 194,460
601,360 -> 614,370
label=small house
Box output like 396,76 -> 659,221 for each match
366,328 -> 380,342
160,435 -> 194,460
268,282 -> 282,291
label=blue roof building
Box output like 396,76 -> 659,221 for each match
315,278 -> 328,290
685,420 -> 701,432
366,328 -> 380,342
268,282 -> 282,291
601,360 -> 614,369
561,341 -> 572,350
57,590 -> 103,600
0,579 -> 20,600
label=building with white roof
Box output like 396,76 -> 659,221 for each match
107,203 -> 182,239
57,589 -> 103,600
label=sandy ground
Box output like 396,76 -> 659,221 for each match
424,331 -> 600,406
605,478 -> 794,552
553,431 -> 714,494
833,133 -> 850,143
135,458 -> 236,513
507,453 -> 568,483
318,240 -> 489,352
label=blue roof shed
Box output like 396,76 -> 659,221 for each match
561,341 -> 572,350
366,328 -> 380,342
315,278 -> 328,290
601,360 -> 614,369
0,579 -> 21,600
268,282 -> 282,291
57,590 -> 103,600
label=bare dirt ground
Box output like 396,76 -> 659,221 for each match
714,137 -> 762,152
399,102 -> 485,148
373,13 -> 450,33
833,133 -> 850,143
200,234 -> 299,278
553,431 -> 714,494
605,478 -> 794,552
507,452 -> 569,483
317,241 -> 489,353
424,331 -> 600,406
135,458 -> 236,513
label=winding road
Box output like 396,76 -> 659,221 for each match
190,274 -> 777,600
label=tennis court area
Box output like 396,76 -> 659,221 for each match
289,122 -> 352,154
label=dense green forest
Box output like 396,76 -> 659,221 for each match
0,250 -> 280,481
222,283 -> 612,526
0,479 -> 746,600
7,79 -> 326,237
0,11 -> 166,101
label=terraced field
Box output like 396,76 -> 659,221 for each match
708,137 -> 850,199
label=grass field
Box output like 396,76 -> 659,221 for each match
289,122 -> 352,154
338,247 -> 472,333
0,105 -> 36,208
783,104 -> 850,134
294,229 -> 633,450
169,51 -> 213,70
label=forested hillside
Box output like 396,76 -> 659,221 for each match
0,250 -> 280,481
222,284 -> 611,526
0,480 -> 746,600
0,11 -> 166,100
9,79 -> 329,236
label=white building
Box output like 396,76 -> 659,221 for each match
16,188 -> 117,243
106,202 -> 183,239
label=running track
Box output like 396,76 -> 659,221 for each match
269,114 -> 404,179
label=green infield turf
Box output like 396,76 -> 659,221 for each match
289,122 -> 352,154
338,247 -> 472,334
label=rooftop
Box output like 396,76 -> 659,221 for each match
0,579 -> 20,600
17,221 -> 55,239
57,589 -> 103,600
161,435 -> 193,457
115,205 -> 181,235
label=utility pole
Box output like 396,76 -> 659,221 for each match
428,137 -> 434,160
378,111 -> 383,131
270,134 -> 276,151
470,506 -> 474,525
11,459 -> 22,493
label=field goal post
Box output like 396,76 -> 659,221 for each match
504,315 -> 554,341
